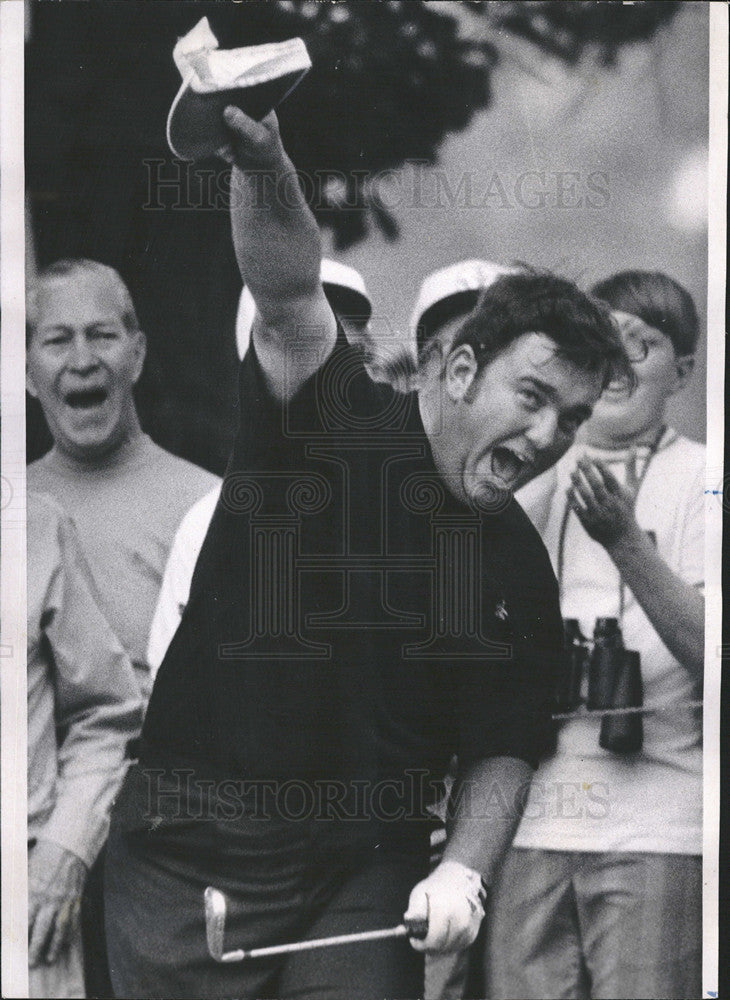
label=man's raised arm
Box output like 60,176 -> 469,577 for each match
224,106 -> 337,400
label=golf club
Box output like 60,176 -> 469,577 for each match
204,886 -> 428,963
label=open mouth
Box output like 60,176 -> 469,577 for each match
490,446 -> 527,487
64,388 -> 108,410
602,381 -> 633,400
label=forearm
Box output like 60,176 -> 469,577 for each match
444,755 -> 532,885
35,779 -> 115,870
404,755 -> 532,953
48,704 -> 140,866
226,109 -> 323,323
224,108 -> 335,396
230,163 -> 322,317
607,523 -> 704,681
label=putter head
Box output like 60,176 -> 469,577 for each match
204,886 -> 227,962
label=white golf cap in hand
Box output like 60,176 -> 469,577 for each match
167,17 -> 311,161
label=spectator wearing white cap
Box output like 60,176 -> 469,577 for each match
147,259 -> 376,676
409,259 -> 522,353
237,257 -> 377,371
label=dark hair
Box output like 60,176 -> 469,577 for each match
449,271 -> 632,391
591,270 -> 699,356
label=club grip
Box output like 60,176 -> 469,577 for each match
404,916 -> 429,940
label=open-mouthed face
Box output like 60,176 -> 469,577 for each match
585,310 -> 693,446
428,332 -> 604,507
26,273 -> 146,462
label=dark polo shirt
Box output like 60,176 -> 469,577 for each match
143,333 -> 562,826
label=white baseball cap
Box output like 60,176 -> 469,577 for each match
409,259 -> 520,350
236,259 -> 372,360
167,17 -> 311,162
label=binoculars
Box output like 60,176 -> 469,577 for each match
557,617 -> 643,754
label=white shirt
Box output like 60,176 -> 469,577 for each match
514,431 -> 705,855
147,485 -> 221,676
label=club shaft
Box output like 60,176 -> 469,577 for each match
221,924 -> 408,962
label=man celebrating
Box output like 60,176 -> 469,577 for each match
26,258 -> 220,994
26,259 -> 220,703
105,109 -> 629,999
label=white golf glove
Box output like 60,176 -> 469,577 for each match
404,859 -> 487,953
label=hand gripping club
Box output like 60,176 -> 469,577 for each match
204,886 -> 428,963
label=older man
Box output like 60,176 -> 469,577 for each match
105,109 -> 629,999
26,258 -> 220,702
26,258 -> 220,994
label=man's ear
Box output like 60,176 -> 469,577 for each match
444,344 -> 479,402
131,329 -> 147,385
673,353 -> 694,393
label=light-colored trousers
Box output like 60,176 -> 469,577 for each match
426,848 -> 702,1000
